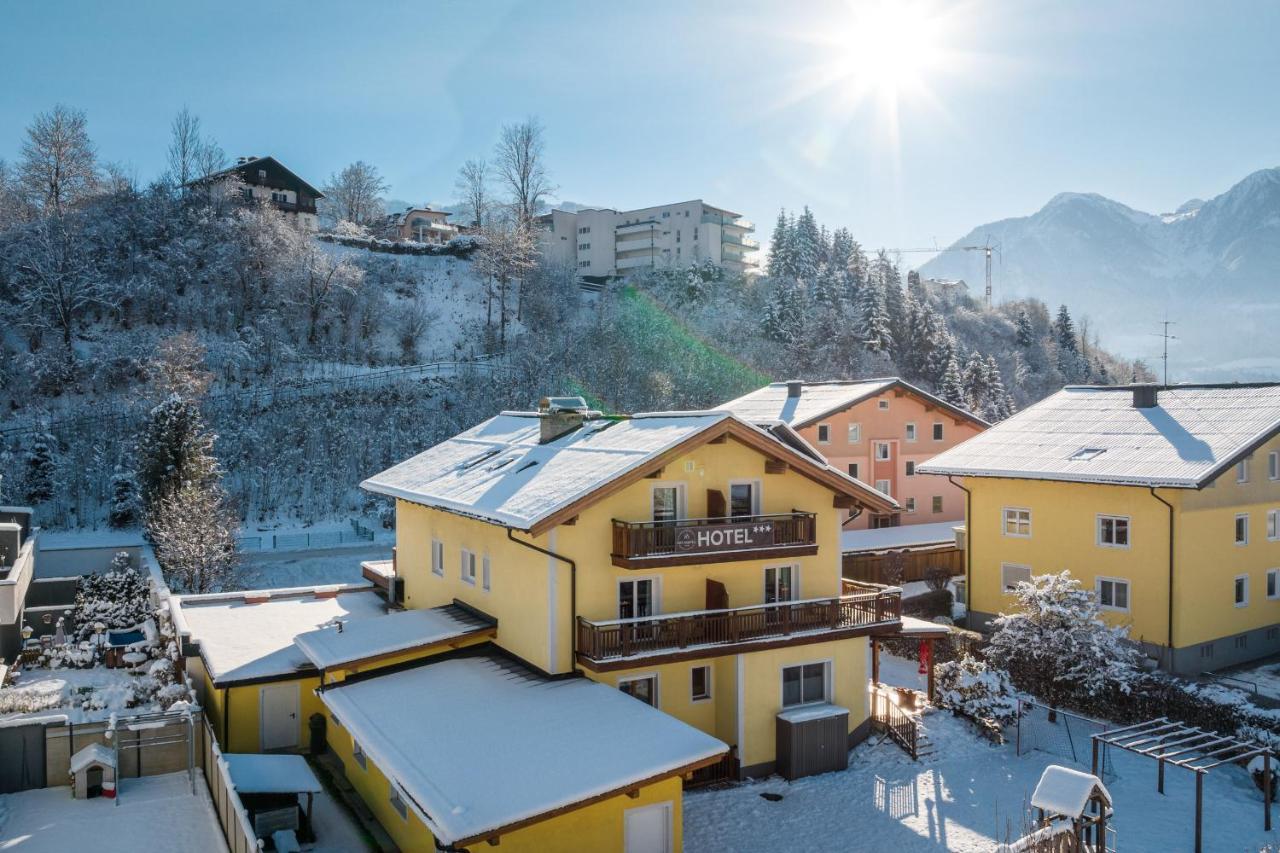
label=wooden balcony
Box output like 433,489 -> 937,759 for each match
575,583 -> 902,670
611,512 -> 817,568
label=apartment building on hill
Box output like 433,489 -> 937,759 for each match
536,199 -> 760,277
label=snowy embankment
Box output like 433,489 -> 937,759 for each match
684,710 -> 1280,852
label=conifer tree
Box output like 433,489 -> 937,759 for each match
1053,304 -> 1078,354
962,350 -> 989,411
135,394 -> 218,515
108,468 -> 140,529
767,209 -> 794,279
982,355 -> 1014,421
22,432 -> 57,505
792,206 -> 821,281
1015,308 -> 1034,348
856,277 -> 892,355
940,352 -> 966,408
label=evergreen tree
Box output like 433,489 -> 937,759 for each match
982,355 -> 1013,421
829,227 -> 854,277
873,250 -> 906,359
72,553 -> 152,641
135,394 -> 218,514
925,326 -> 956,386
22,432 -> 57,505
767,209 -> 794,279
792,206 -> 821,281
962,350 -> 989,411
1053,304 -> 1078,354
856,277 -> 892,355
940,352 -> 966,408
763,278 -> 806,347
108,468 -> 140,529
1015,308 -> 1034,348
845,240 -> 869,307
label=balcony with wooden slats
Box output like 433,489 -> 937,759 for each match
610,512 -> 817,568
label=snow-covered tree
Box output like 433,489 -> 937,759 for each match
494,117 -> 554,223
767,209 -> 795,280
856,277 -> 893,355
22,432 -> 57,505
939,351 -> 966,408
135,395 -> 218,514
935,655 -> 1021,735
108,468 -> 140,529
18,104 -> 99,215
72,553 -> 151,641
322,160 -> 389,227
961,350 -> 989,410
148,481 -> 239,594
792,206 -> 822,281
986,571 -> 1141,708
1015,308 -> 1034,348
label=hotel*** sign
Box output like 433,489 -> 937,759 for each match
675,520 -> 775,553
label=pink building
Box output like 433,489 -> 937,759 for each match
721,379 -> 987,529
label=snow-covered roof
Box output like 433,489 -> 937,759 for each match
776,702 -> 849,723
294,604 -> 493,670
919,384 -> 1280,488
224,753 -> 322,794
361,410 -> 894,532
720,378 -> 986,429
898,615 -> 951,636
840,521 -> 961,554
318,654 -> 727,845
1030,765 -> 1111,818
172,585 -> 386,684
70,742 -> 115,773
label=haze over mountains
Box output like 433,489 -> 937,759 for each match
919,168 -> 1280,381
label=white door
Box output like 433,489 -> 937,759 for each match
260,683 -> 299,750
624,802 -> 672,853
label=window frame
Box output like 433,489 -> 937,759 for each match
932,496 -> 944,514
1268,509 -> 1279,542
1235,574 -> 1250,608
875,479 -> 892,497
690,665 -> 712,702
1095,576 -> 1131,613
1002,507 -> 1032,538
1270,451 -> 1279,481
1096,514 -> 1131,549
763,563 -> 800,605
650,481 -> 687,522
848,423 -> 862,444
781,659 -> 832,708
932,422 -> 944,442
728,479 -> 761,518
905,422 -> 917,442
874,441 -> 892,461
618,673 -> 659,707
1238,458 -> 1250,483
878,399 -> 890,410
905,497 -> 917,514
816,423 -> 831,444
1236,513 -> 1250,546
352,738 -> 367,771
847,462 -> 859,480
905,460 -> 916,477
388,785 -> 409,821
460,548 -> 477,584
431,539 -> 444,577
1267,568 -> 1280,600
482,554 -> 491,591
617,576 -> 660,620
1001,562 -> 1032,592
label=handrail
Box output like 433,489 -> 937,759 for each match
582,589 -> 894,628
871,686 -> 921,760
611,512 -> 817,561
612,512 -> 814,531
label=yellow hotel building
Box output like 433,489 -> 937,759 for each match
920,383 -> 1280,674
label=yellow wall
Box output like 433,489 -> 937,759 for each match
203,668 -> 324,754
328,708 -> 684,852
323,637 -> 491,684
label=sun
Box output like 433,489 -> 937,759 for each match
831,1 -> 947,101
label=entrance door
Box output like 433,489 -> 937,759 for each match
260,683 -> 299,751
624,802 -> 673,853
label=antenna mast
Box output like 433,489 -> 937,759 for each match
1156,320 -> 1177,386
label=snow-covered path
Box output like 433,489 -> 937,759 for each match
685,711 -> 1280,852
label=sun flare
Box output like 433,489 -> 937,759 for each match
832,1 -> 946,101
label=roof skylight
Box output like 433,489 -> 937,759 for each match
1068,447 -> 1107,462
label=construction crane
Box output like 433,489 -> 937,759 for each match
887,241 -> 1000,308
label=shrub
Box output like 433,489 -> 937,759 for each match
903,588 -> 953,620
935,655 -> 1022,739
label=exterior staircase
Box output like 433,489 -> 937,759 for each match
870,686 -> 932,761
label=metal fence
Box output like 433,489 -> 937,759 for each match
236,529 -> 374,552
1014,699 -> 1117,781
200,715 -> 264,853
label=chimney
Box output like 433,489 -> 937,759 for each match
786,380 -> 803,399
1132,384 -> 1159,409
539,396 -> 590,444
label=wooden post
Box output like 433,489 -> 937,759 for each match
1097,796 -> 1107,852
871,638 -> 880,685
1158,757 -> 1165,794
1091,734 -> 1098,776
1266,752 -> 1273,832
1195,770 -> 1203,853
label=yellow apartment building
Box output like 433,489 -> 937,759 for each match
920,383 -> 1280,674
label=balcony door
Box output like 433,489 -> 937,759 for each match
764,564 -> 798,625
619,578 -> 657,620
651,484 -> 685,552
729,481 -> 759,520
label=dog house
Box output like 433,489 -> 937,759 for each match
69,743 -> 117,799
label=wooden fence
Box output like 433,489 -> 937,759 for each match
842,545 -> 964,586
200,715 -> 264,853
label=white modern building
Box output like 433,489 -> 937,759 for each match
536,199 -> 759,277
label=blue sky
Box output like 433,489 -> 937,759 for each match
2,0 -> 1277,249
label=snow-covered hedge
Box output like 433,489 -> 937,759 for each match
935,655 -> 1022,739
317,231 -> 483,258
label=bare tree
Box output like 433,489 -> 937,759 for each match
18,104 -> 99,215
322,161 -> 389,227
455,158 -> 490,228
194,138 -> 227,180
285,238 -> 364,345
474,218 -> 537,348
167,107 -> 202,186
148,481 -> 240,594
0,159 -> 27,228
494,118 -> 554,223
12,216 -> 104,350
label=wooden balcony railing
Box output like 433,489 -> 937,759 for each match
611,512 -> 817,567
576,583 -> 901,667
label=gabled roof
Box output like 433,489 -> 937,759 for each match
198,155 -> 325,199
361,410 -> 896,535
918,383 -> 1280,488
1031,765 -> 1111,817
720,378 -> 987,430
317,653 -> 726,846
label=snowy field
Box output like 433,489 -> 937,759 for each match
0,772 -> 226,852
685,711 -> 1280,853
235,543 -> 390,590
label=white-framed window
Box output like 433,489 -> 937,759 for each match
905,461 -> 916,477
352,738 -> 367,770
905,423 -> 917,442
482,555 -> 491,591
651,482 -> 686,522
816,423 -> 831,444
1267,568 -> 1280,600
389,785 -> 408,820
1096,577 -> 1130,612
1269,510 -> 1279,541
878,399 -> 889,410
460,548 -> 477,584
1235,574 -> 1250,608
728,480 -> 760,519
1002,563 -> 1031,592
932,422 -> 944,441
691,665 -> 711,702
431,539 -> 444,576
1097,515 -> 1131,548
619,674 -> 658,707
1270,451 -> 1279,481
875,479 -> 892,497
848,423 -> 862,443
578,260 -> 590,268
932,496 -> 944,514
781,660 -> 830,707
764,564 -> 799,604
1236,513 -> 1250,546
905,497 -> 917,513
1238,459 -> 1250,483
618,577 -> 659,620
1002,507 -> 1032,537
874,442 -> 891,461
847,462 -> 859,479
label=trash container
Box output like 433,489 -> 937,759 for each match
309,712 -> 327,755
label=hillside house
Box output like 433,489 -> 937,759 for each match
381,206 -> 458,244
920,382 -> 1280,674
197,156 -> 324,231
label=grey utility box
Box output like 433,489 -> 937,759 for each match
776,703 -> 849,781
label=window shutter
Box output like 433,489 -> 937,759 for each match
707,489 -> 726,518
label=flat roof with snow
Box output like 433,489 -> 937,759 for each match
224,753 -> 322,794
840,521 -> 960,554
318,653 -> 727,845
919,383 -> 1280,488
294,604 -> 494,670
172,585 -> 386,685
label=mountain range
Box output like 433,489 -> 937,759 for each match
918,167 -> 1280,380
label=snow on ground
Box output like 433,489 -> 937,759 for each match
235,543 -> 391,590
1222,657 -> 1280,702
0,666 -> 159,725
877,651 -> 927,693
684,711 -> 1280,853
0,771 -> 226,852
309,789 -> 374,852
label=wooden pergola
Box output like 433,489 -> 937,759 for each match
1091,717 -> 1273,852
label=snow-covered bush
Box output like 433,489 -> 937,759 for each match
71,554 -> 152,642
935,655 -> 1021,738
108,468 -> 140,529
986,571 -> 1140,708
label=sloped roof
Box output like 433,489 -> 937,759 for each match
1030,765 -> 1111,817
721,378 -> 986,429
198,156 -> 325,199
318,654 -> 726,845
919,384 -> 1280,488
294,604 -> 493,670
70,742 -> 116,773
361,410 -> 896,534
